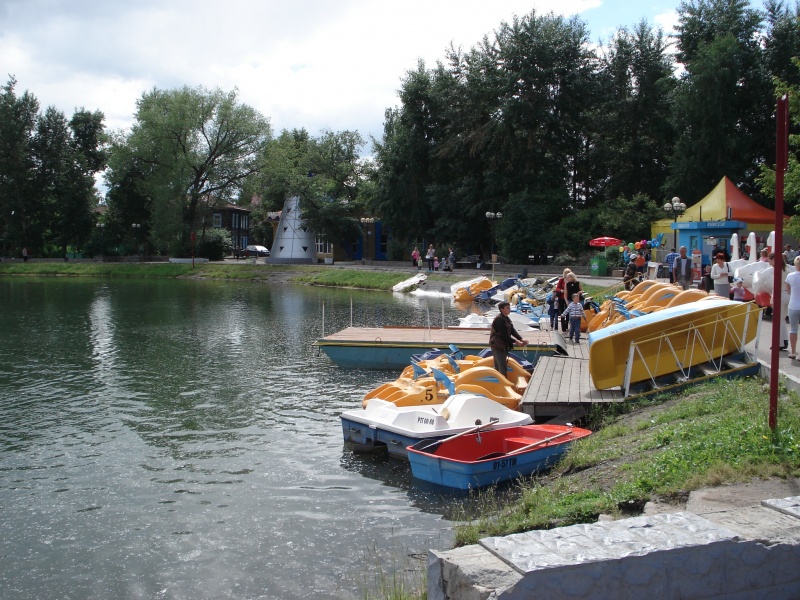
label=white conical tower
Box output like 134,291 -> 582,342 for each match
268,196 -> 316,264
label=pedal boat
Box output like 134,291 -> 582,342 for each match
340,393 -> 533,459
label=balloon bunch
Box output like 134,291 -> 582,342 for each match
617,234 -> 666,253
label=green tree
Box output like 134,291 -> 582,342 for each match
666,0 -> 773,200
590,22 -> 677,204
107,86 -> 271,256
30,106 -> 100,257
248,127 -> 368,254
0,77 -> 39,256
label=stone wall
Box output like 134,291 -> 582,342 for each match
429,503 -> 800,599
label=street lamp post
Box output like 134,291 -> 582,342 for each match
485,211 -> 503,281
132,223 -> 141,257
360,217 -> 374,264
663,197 -> 686,251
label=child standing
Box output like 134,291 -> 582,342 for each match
562,293 -> 586,343
433,256 -> 439,271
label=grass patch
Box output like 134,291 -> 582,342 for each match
452,377 -> 800,546
0,262 -> 414,290
0,262 -> 199,278
291,269 -> 409,290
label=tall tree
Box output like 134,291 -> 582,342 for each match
30,106 -> 99,256
590,21 -> 677,205
0,77 -> 39,255
666,0 -> 772,201
107,86 -> 271,256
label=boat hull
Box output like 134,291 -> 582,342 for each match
406,425 -> 591,489
587,299 -> 760,390
341,395 -> 533,459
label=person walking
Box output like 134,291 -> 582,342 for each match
447,248 -> 456,272
664,248 -> 679,283
771,252 -> 789,351
623,261 -> 638,291
710,253 -> 731,298
564,272 -> 583,303
553,269 -> 571,332
22,247 -> 29,262
634,251 -> 646,276
673,246 -> 693,290
785,255 -> 800,359
411,247 -> 420,269
562,292 -> 587,343
489,301 -> 528,377
425,244 -> 435,271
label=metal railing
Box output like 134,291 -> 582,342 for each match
621,304 -> 763,397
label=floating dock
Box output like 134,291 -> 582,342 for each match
314,326 -> 558,370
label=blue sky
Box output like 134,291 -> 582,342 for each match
0,0 -> 760,147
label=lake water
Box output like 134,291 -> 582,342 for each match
0,278 -> 469,599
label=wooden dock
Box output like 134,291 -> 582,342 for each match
315,326 -> 558,370
522,338 -> 624,421
522,334 -> 760,421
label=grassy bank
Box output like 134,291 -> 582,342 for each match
453,377 -> 800,546
1,262 -> 591,294
291,269 -> 410,290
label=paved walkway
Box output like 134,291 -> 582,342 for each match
748,312 -> 800,394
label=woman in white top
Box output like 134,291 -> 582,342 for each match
785,255 -> 800,359
710,253 -> 731,298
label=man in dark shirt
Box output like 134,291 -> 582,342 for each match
489,302 -> 528,378
673,246 -> 693,290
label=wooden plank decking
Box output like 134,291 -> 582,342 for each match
318,326 -> 556,349
522,339 -> 625,419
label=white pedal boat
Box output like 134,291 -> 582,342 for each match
340,393 -> 533,459
392,273 -> 428,292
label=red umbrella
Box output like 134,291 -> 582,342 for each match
589,236 -> 623,247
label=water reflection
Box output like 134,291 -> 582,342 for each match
0,278 -> 466,599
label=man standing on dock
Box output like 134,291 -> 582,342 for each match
490,302 -> 528,379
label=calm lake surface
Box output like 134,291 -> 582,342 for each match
0,278 -> 469,599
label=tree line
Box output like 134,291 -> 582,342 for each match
1,0 -> 800,262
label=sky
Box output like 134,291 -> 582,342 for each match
1,0 -> 689,150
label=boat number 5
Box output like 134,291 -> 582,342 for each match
424,389 -> 434,402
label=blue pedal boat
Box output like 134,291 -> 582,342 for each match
406,424 -> 591,490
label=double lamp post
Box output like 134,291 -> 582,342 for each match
663,196 -> 686,251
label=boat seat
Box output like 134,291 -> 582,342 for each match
505,437 -> 539,444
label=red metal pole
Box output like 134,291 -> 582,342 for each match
770,95 -> 789,430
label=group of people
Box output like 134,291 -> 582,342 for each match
545,268 -> 586,343
411,245 -> 455,272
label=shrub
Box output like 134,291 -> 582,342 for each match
197,228 -> 232,261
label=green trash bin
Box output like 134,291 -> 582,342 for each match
590,256 -> 607,277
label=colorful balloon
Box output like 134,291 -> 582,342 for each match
634,242 -> 641,250
628,243 -> 634,250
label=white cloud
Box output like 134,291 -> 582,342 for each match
1,0 -> 628,147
